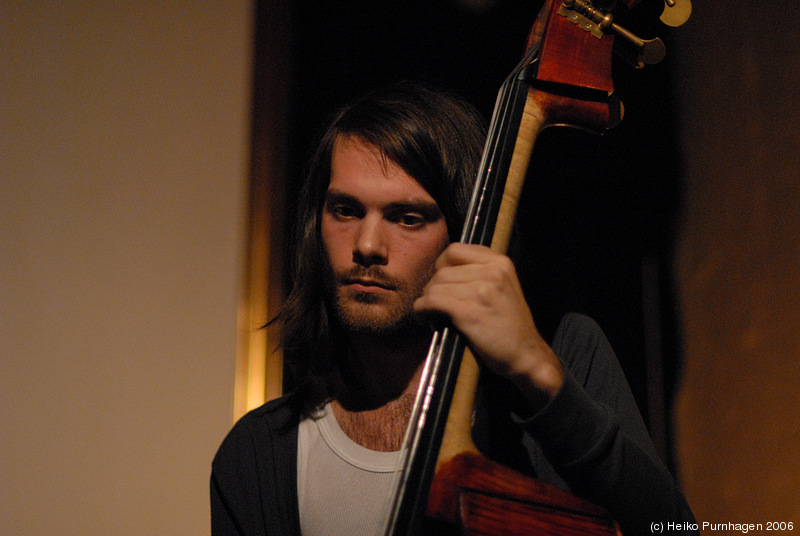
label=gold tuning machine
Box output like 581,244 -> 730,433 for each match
559,0 -> 667,68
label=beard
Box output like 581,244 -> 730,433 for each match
324,261 -> 430,337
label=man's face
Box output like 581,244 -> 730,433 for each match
321,135 -> 449,335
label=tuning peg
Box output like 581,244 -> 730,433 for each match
660,0 -> 692,27
560,0 -> 666,67
611,23 -> 666,67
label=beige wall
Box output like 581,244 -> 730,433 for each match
673,1 -> 800,531
1,2 -> 253,534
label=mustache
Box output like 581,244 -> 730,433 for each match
338,266 -> 404,290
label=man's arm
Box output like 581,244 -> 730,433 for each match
526,313 -> 697,534
415,243 -> 697,535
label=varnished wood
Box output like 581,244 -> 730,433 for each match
429,453 -> 622,536
537,0 -> 615,94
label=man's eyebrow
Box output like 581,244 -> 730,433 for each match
385,200 -> 442,217
325,189 -> 441,215
324,190 -> 361,206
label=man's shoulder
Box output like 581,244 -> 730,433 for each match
232,395 -> 301,438
553,312 -> 603,339
213,394 -> 300,466
552,311 -> 603,343
241,394 -> 297,422
551,312 -> 616,372
210,395 -> 303,534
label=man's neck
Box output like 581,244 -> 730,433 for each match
330,393 -> 416,452
330,328 -> 431,451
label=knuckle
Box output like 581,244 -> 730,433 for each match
473,280 -> 494,303
480,263 -> 506,286
497,255 -> 515,272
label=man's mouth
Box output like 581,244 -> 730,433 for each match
343,277 -> 395,292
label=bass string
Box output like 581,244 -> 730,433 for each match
382,43 -> 540,535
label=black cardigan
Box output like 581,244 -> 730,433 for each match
211,313 -> 697,536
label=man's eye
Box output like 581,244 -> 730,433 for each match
331,204 -> 359,219
397,213 -> 426,228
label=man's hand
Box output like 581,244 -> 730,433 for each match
413,243 -> 564,409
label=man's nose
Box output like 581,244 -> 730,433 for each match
353,215 -> 388,267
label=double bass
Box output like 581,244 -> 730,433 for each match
383,0 -> 691,534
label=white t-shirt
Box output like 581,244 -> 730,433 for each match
297,403 -> 402,536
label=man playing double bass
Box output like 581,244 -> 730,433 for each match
210,83 -> 698,536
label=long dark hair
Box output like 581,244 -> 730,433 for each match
279,82 -> 486,414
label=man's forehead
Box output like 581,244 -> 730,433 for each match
329,135 -> 438,206
332,135 -> 393,173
